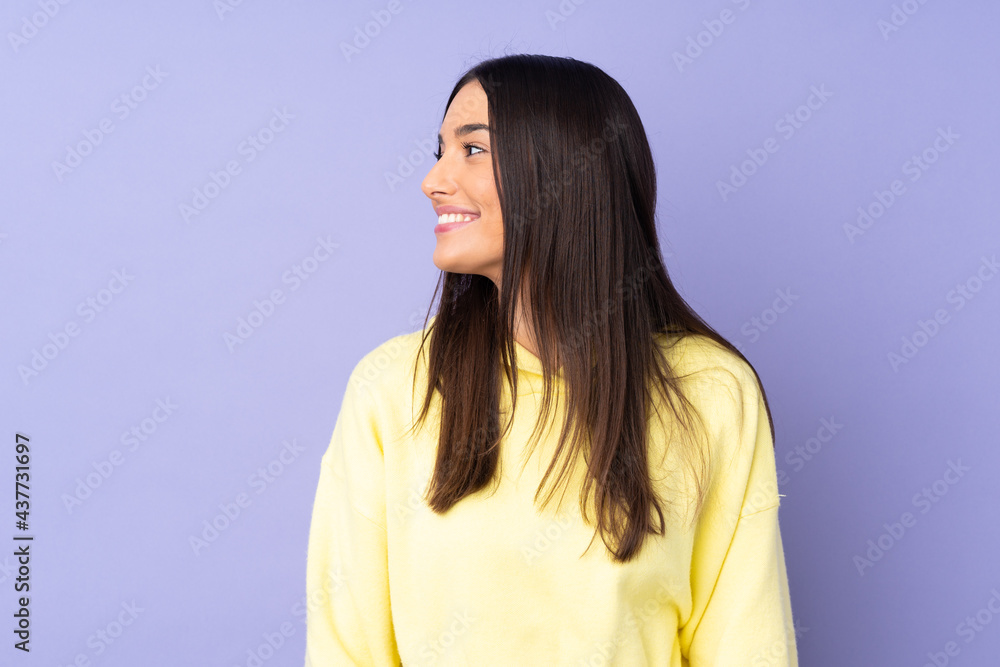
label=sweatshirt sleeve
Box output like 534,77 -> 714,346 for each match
679,366 -> 798,666
304,367 -> 401,666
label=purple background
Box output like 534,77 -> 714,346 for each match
2,1 -> 998,665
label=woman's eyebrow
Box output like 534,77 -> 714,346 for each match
438,123 -> 490,145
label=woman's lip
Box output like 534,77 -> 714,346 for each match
434,219 -> 476,234
435,207 -> 480,216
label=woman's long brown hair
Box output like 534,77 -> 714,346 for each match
404,54 -> 775,563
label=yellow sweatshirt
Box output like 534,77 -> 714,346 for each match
304,320 -> 797,666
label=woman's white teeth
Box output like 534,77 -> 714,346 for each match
438,213 -> 477,223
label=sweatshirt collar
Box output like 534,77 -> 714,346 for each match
511,339 -> 556,379
427,315 -> 554,378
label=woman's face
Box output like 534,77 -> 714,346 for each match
421,80 -> 504,285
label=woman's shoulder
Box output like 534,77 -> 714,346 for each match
345,325 -> 430,399
655,333 -> 770,481
655,331 -> 763,401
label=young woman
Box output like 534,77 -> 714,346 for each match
305,54 -> 797,666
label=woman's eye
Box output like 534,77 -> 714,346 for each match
433,143 -> 485,161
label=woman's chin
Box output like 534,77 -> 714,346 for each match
432,249 -> 473,275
